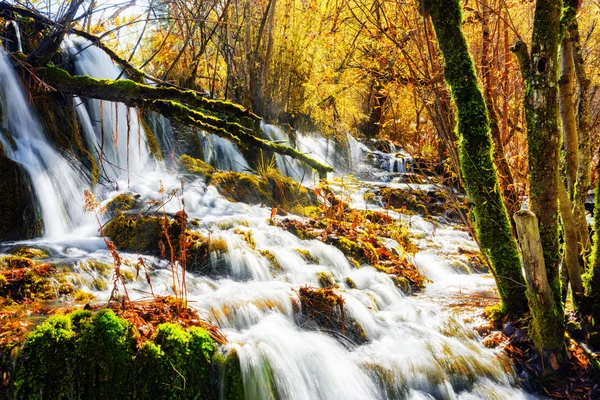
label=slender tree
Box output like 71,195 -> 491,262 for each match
421,0 -> 527,315
510,0 -> 566,356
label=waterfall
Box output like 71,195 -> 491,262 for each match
0,35 -> 534,399
63,36 -> 157,183
4,21 -> 23,53
261,122 -> 308,181
0,49 -> 91,238
200,131 -> 250,172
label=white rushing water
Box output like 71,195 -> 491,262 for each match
0,37 -> 539,399
0,49 -> 91,238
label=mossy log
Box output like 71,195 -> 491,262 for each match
39,67 -> 333,177
423,0 -> 528,314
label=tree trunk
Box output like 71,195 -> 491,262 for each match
557,178 -> 584,300
25,0 -> 84,66
585,159 -> 600,307
512,0 -> 563,313
514,209 -> 565,365
423,0 -> 528,315
559,37 -> 578,194
566,3 -> 593,255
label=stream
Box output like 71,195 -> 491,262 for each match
0,38 -> 540,399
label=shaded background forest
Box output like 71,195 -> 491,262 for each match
68,0 -> 600,195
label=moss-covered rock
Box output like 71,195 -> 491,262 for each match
214,349 -> 245,400
104,214 -> 229,276
105,193 -> 139,216
135,323 -> 216,399
7,309 -> 221,400
209,169 -> 315,211
8,247 -> 49,259
14,314 -> 76,400
298,286 -> 367,344
295,248 -> 319,264
179,154 -> 215,179
103,214 -> 180,255
316,271 -> 337,289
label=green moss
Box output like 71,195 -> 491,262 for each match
345,277 -> 357,289
104,214 -> 181,255
81,260 -> 113,278
210,169 -> 314,210
316,271 -> 337,289
1,256 -> 34,270
259,249 -> 282,271
218,349 -> 245,400
135,323 -> 216,399
9,247 -> 49,259
106,194 -> 137,216
424,0 -> 528,316
484,304 -> 505,323
90,277 -> 108,291
234,228 -> 256,249
299,205 -> 322,218
14,315 -> 75,400
179,154 -> 215,179
295,248 -> 319,264
0,274 -> 8,297
71,309 -> 137,399
335,237 -> 363,261
23,270 -> 51,300
10,309 -> 219,400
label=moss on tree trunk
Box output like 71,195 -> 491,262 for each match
510,0 -> 565,355
585,159 -> 600,312
423,0 -> 527,315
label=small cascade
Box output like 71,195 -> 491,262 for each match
145,111 -> 175,159
261,122 -> 308,181
199,131 -> 250,172
0,35 -> 535,399
4,21 -> 23,53
0,50 -> 91,238
63,36 -> 156,183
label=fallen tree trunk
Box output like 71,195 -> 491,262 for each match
39,67 -> 334,177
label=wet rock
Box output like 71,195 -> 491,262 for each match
0,147 -> 40,241
503,321 -> 515,336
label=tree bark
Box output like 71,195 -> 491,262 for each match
566,3 -> 593,254
585,159 -> 600,305
557,178 -> 584,300
25,0 -> 84,66
559,37 -> 578,194
512,0 -> 563,312
423,0 -> 528,315
514,209 -> 565,364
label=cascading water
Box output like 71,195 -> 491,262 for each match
4,21 -> 23,53
200,131 -> 250,172
0,36 -> 537,399
0,49 -> 91,238
63,36 -> 157,183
